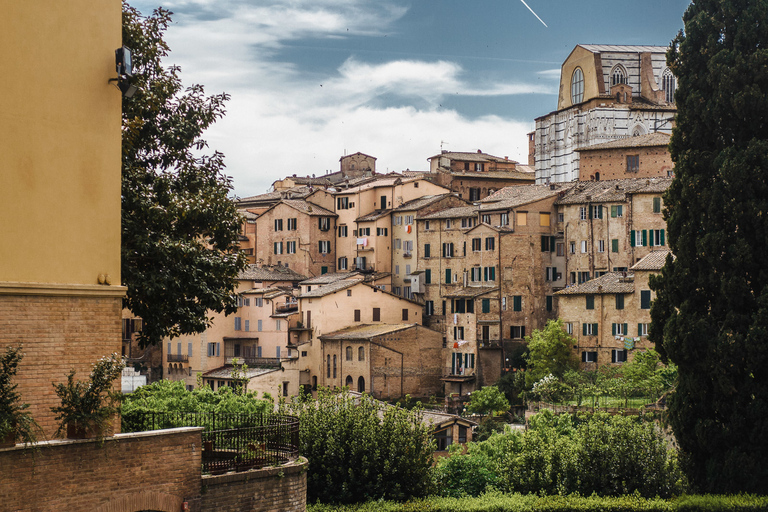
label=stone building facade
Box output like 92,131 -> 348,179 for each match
577,132 -> 673,181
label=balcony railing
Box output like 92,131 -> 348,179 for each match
443,366 -> 476,378
478,339 -> 501,349
275,301 -> 298,312
121,411 -> 299,475
229,356 -> 282,368
167,354 -> 189,363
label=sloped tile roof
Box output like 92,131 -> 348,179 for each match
282,199 -> 336,217
555,178 -> 672,205
578,44 -> 669,53
356,209 -> 392,222
393,194 -> 457,212
428,151 -> 518,164
417,205 -> 479,220
319,323 -> 415,340
300,271 -> 361,285
443,286 -> 499,298
480,183 -> 574,210
299,278 -> 364,298
631,248 -> 673,271
447,171 -> 534,180
239,265 -> 307,282
577,132 -> 670,152
556,272 -> 635,295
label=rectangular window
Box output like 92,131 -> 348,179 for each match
287,218 -> 297,230
581,240 -> 588,253
611,205 -> 623,218
234,317 -> 242,331
425,220 -> 430,230
591,205 -> 603,219
616,294 -> 625,309
582,351 -> 598,363
569,241 -> 576,254
377,227 -> 388,236
470,188 -> 482,202
513,296 -> 522,312
583,323 -> 598,336
395,239 -> 401,250
445,269 -> 452,284
472,238 -> 482,251
556,242 -> 565,257
338,225 -> 348,237
373,308 -> 380,321
541,235 -> 555,252
395,265 -> 400,276
276,319 -> 282,330
481,214 -> 491,224
337,197 -> 349,210
425,269 -> 431,284
424,243 -> 430,258
274,219 -> 283,231
483,266 -> 496,281
640,290 -> 651,309
649,229 -> 666,246
540,212 -> 551,226
274,242 -> 283,254
255,297 -> 263,307
579,271 -> 590,284
338,257 -> 348,270
406,215 -> 414,225
446,219 -> 452,229
565,322 -> 574,334
586,295 -> 595,310
454,326 -> 465,340
257,319 -> 263,332
244,320 -> 250,332
612,323 -> 628,336
318,217 -> 330,231
394,216 -> 402,225
546,295 -> 553,312
402,309 -> 409,321
516,211 -> 527,226
510,326 -> 526,339
500,213 -> 509,226
405,264 -> 411,275
442,243 -> 454,257
287,241 -> 296,254
482,299 -> 490,313
653,197 -> 662,213
638,323 -> 649,336
471,267 -> 482,282
627,155 -> 639,172
318,240 -> 330,254
612,349 -> 628,363
425,301 -> 434,316
611,238 -> 619,253
597,240 -> 605,253
545,267 -> 558,281
579,207 -> 587,221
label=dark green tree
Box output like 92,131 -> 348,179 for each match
121,2 -> 247,346
524,319 -> 579,389
650,0 -> 768,493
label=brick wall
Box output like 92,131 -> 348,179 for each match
0,293 -> 122,438
579,146 -> 673,181
0,428 -> 202,512
199,457 -> 307,512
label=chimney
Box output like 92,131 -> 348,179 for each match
504,156 -> 508,161
477,149 -> 482,154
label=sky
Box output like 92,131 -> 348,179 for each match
127,0 -> 692,197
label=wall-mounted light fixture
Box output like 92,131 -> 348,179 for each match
109,46 -> 138,98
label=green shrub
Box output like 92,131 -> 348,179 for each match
282,388 -> 434,504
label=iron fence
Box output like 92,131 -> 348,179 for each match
122,411 -> 299,474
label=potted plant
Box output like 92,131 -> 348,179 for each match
0,345 -> 39,447
51,353 -> 125,439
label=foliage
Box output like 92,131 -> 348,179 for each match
466,386 -> 510,416
0,345 -> 39,445
51,354 -> 125,438
649,0 -> 768,493
495,370 -> 527,406
121,2 -> 247,347
523,320 -> 579,389
432,410 -> 685,499
433,445 -> 500,498
472,416 -> 507,443
281,388 -> 434,504
121,379 -> 272,415
306,492 -> 768,512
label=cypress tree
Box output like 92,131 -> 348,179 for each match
650,0 -> 768,493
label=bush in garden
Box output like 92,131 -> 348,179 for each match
281,388 -> 434,504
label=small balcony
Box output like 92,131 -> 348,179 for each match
403,252 -> 412,258
441,366 -> 476,383
478,339 -> 501,349
275,300 -> 298,312
167,354 -> 189,363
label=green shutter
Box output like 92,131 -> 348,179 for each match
638,323 -> 643,336
598,206 -> 603,219
623,323 -> 628,335
424,244 -> 430,257
514,296 -> 522,311
550,236 -> 556,252
660,229 -> 665,246
630,230 -> 636,247
589,205 -> 593,218
612,323 -> 616,336
593,323 -> 598,334
482,299 -> 490,313
425,269 -> 431,284
583,323 -> 587,336
490,267 -> 496,281
612,239 -> 619,253
546,296 -> 553,311
541,235 -> 546,252
445,269 -> 451,284
653,197 -> 661,213
611,205 -> 617,218
642,230 -> 648,246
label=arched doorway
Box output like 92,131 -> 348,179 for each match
357,376 -> 365,393
345,375 -> 353,387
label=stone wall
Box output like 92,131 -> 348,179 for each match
0,428 -> 202,512
199,457 -> 307,512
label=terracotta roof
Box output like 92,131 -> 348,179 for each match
428,151 -> 518,164
319,323 -> 416,340
556,272 -> 635,295
443,286 -> 498,299
300,271 -> 361,285
238,187 -> 312,205
340,151 -> 377,161
241,286 -> 283,295
578,44 -> 669,53
238,209 -> 259,220
239,265 -> 307,282
555,178 -> 672,205
393,194 -> 458,212
480,183 -> 573,210
631,248 -> 673,271
356,209 -> 391,222
281,199 -> 336,217
417,205 -> 479,220
576,132 -> 670,152
447,170 -> 534,180
299,278 -> 363,298
202,366 -> 277,379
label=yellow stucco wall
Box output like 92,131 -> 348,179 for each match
0,1 -> 122,287
558,46 -> 601,110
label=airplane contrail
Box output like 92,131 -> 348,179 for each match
519,0 -> 548,27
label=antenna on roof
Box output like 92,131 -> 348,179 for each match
440,140 -> 449,152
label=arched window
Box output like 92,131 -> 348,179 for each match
345,375 -> 353,387
571,67 -> 584,104
358,346 -> 365,361
358,376 -> 365,393
661,68 -> 676,104
346,346 -> 353,361
610,65 -> 627,86
333,355 -> 337,378
312,376 -> 318,390
594,172 -> 600,181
